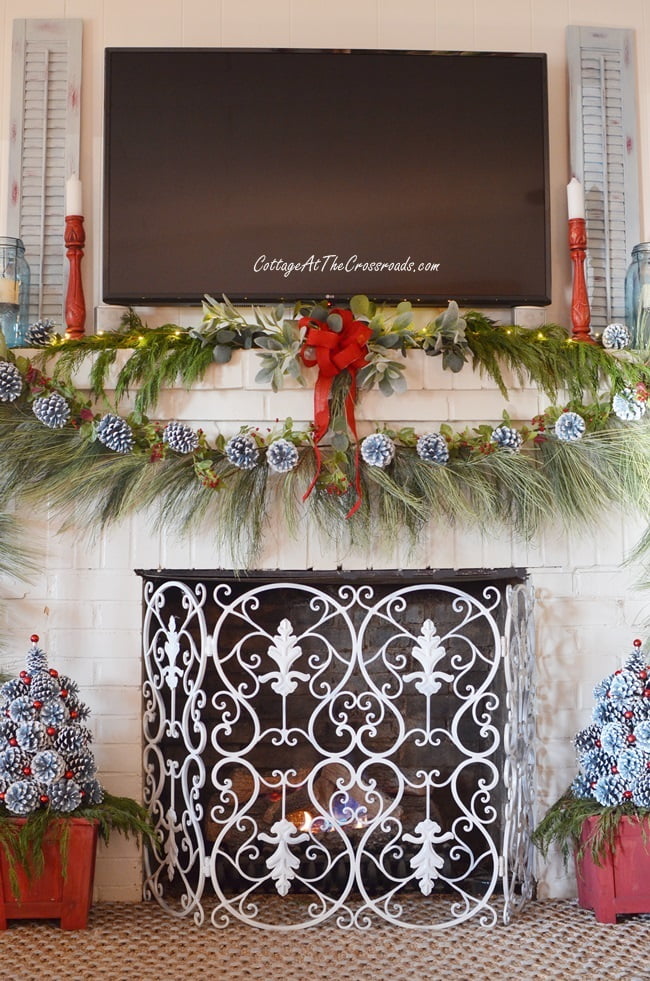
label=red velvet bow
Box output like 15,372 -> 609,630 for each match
299,308 -> 372,516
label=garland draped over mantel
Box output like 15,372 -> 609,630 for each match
0,296 -> 650,568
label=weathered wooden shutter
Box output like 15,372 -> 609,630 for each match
567,26 -> 640,332
7,19 -> 82,325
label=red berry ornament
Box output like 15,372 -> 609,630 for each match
30,635 -> 39,644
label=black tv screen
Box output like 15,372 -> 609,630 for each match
103,48 -> 550,307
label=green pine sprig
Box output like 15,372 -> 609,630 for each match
532,790 -> 650,867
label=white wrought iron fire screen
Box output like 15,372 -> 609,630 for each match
139,570 -> 535,930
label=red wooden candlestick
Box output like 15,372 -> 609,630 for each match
64,215 -> 86,339
568,217 -> 595,343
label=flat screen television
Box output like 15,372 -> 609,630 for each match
103,48 -> 550,307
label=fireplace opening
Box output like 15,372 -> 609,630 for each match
140,568 -> 535,929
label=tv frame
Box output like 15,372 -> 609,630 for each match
102,47 -> 551,308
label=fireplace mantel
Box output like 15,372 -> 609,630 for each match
1,350 -> 644,908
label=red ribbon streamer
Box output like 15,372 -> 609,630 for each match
299,308 -> 371,516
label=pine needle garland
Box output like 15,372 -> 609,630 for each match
0,300 -> 649,568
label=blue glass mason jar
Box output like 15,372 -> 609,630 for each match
0,236 -> 30,347
625,242 -> 650,349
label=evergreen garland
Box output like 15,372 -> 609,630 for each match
0,389 -> 647,567
34,298 -> 650,415
0,297 -> 647,566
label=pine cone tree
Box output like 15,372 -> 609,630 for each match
0,636 -> 104,815
571,640 -> 650,807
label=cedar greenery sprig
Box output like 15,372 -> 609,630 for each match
464,313 -> 650,402
33,295 -> 650,417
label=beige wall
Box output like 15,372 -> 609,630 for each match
0,0 -> 648,906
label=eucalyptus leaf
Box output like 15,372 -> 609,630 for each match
375,334 -> 402,349
395,301 -> 412,316
379,375 -> 395,397
311,305 -> 328,322
389,373 -> 408,394
393,311 -> 414,331
331,432 -> 349,451
254,363 -> 276,384
327,313 -> 343,333
216,329 -> 237,344
436,300 -> 461,331
213,344 -> 233,364
443,350 -> 467,373
355,364 -> 375,389
350,294 -> 370,318
255,336 -> 283,351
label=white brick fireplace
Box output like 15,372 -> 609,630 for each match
1,336 -> 646,906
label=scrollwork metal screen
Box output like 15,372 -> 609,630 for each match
140,571 -> 535,930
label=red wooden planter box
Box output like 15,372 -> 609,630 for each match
0,817 -> 99,930
576,815 -> 650,924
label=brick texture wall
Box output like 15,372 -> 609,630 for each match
2,349 -> 646,901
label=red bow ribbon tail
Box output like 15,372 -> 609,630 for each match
302,371 -> 334,502
344,374 -> 364,518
